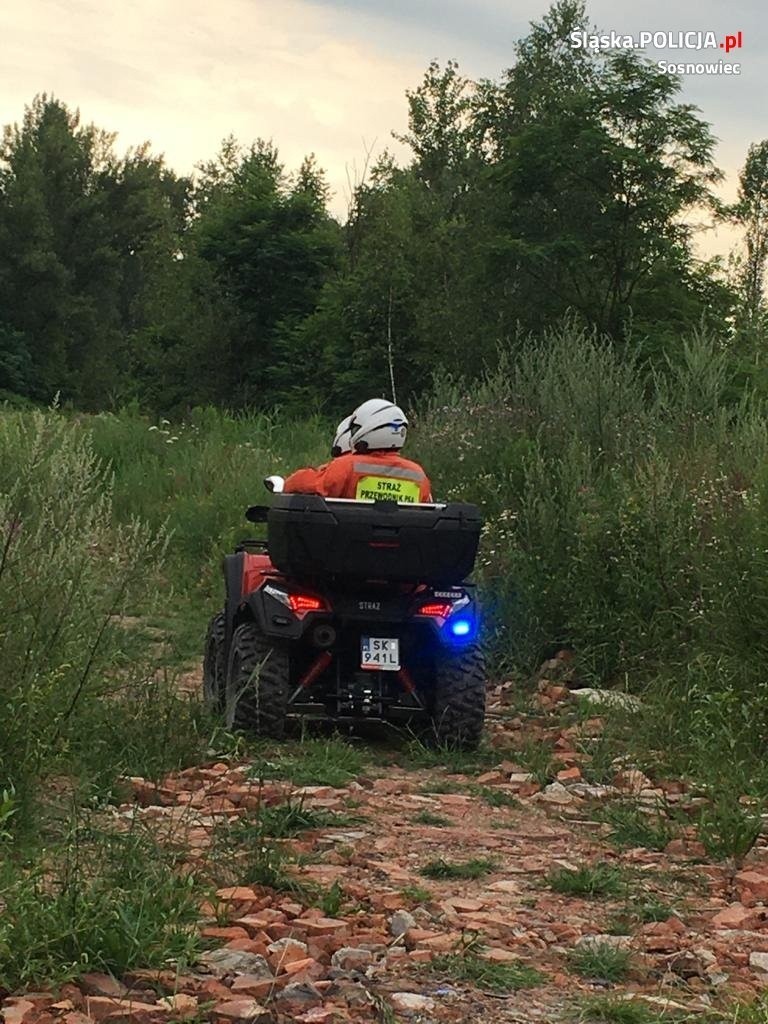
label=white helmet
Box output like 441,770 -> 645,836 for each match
331,414 -> 353,457
349,398 -> 408,452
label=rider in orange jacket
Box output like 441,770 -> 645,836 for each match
279,414 -> 354,494
284,399 -> 432,503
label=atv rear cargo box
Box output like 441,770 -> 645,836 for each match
267,495 -> 482,584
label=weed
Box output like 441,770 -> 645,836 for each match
0,823 -> 201,989
697,794 -> 763,864
209,817 -> 308,898
470,786 -> 521,809
316,880 -> 345,917
401,739 -> 498,774
418,779 -> 465,795
420,858 -> 496,880
400,885 -> 433,905
249,737 -> 366,788
577,995 -> 664,1023
600,802 -> 674,851
547,863 -> 629,899
257,799 -> 363,837
569,941 -> 632,982
634,898 -> 676,923
0,786 -> 18,841
371,991 -> 397,1024
429,951 -> 542,991
510,738 -> 555,785
700,995 -> 768,1022
607,898 -> 675,934
577,726 -> 627,787
413,809 -> 452,827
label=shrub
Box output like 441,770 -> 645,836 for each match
0,822 -> 201,989
420,857 -> 496,880
0,410 -> 172,829
568,941 -> 632,982
547,863 -> 629,899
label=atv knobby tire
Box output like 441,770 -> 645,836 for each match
203,612 -> 226,711
225,621 -> 290,738
429,644 -> 486,750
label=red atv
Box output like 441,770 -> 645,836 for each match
203,492 -> 486,749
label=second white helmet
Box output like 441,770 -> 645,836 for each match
348,399 -> 408,452
331,414 -> 353,457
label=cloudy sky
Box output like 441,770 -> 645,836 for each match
1,0 -> 764,256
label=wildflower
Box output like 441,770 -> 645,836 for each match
148,425 -> 158,432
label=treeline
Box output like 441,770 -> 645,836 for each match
1,0 -> 767,414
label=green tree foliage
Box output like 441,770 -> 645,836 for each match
188,141 -> 342,409
733,140 -> 768,327
0,95 -> 189,408
0,3 -> 754,413
476,1 -> 730,344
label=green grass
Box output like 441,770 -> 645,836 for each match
508,738 -> 556,785
0,824 -> 201,989
257,799 -> 364,837
606,897 -> 675,934
568,942 -> 632,982
599,802 -> 674,851
547,863 -> 629,899
248,737 -> 367,788
417,779 -> 466,795
577,995 -> 669,1023
700,995 -> 768,1023
428,951 -> 542,992
316,879 -> 345,917
209,817 -> 309,898
469,786 -> 521,809
400,885 -> 433,905
412,809 -> 452,827
696,794 -> 763,864
420,857 -> 496,880
400,739 -> 500,774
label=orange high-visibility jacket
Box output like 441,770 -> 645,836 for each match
284,451 -> 432,503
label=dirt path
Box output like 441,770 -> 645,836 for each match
6,676 -> 768,1024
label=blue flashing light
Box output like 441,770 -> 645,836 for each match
448,617 -> 473,639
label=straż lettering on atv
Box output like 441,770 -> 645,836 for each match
203,491 -> 486,748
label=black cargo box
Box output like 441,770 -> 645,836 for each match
267,495 -> 482,584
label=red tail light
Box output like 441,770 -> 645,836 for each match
288,593 -> 326,614
418,602 -> 453,618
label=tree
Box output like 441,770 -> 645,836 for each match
0,95 -> 189,407
733,141 -> 768,326
189,140 -> 341,408
476,0 -> 727,342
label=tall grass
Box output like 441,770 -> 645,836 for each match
4,322 -> 768,844
413,324 -> 768,800
0,822 -> 202,989
0,410 -> 218,832
415,326 -> 768,678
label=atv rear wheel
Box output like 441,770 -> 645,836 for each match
429,645 -> 486,750
225,621 -> 290,738
203,612 -> 226,711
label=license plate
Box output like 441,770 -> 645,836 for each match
360,636 -> 400,671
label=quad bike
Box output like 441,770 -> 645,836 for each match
203,483 -> 486,749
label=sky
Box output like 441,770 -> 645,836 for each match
1,0 -> 764,258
